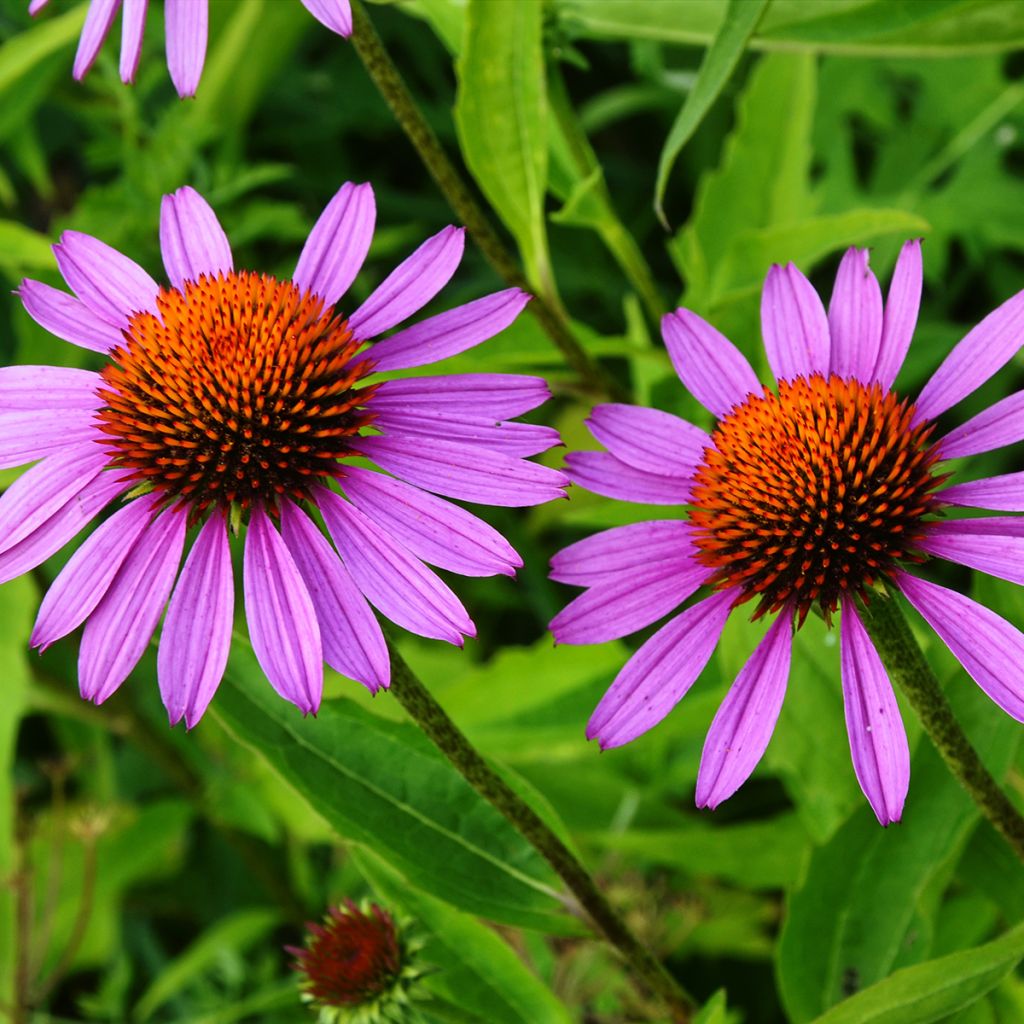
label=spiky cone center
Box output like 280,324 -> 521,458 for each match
96,271 -> 376,519
690,374 -> 947,625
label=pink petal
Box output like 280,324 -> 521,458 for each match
586,403 -> 709,478
828,248 -> 883,383
119,0 -> 147,83
760,263 -> 830,382
159,186 -> 232,289
293,182 -> 375,307
354,435 -> 567,507
374,408 -> 559,458
564,451 -> 692,505
662,309 -> 761,418
280,501 -> 389,692
18,280 -> 126,354
550,556 -> 708,645
919,517 -> 1024,587
0,365 -> 101,409
839,601 -> 909,825
367,289 -> 530,372
550,520 -> 696,586
243,506 -> 323,714
873,239 -> 922,389
299,0 -> 351,36
29,0 -> 53,14
73,0 -> 120,80
696,614 -> 792,810
0,411 -> 100,470
371,373 -> 550,419
916,287 -> 1024,423
341,467 -> 520,577
54,230 -> 159,327
164,0 -> 207,98
940,472 -> 1024,512
318,487 -> 474,645
898,572 -> 1024,722
938,390 -> 1024,460
588,590 -> 733,748
31,494 -> 156,651
158,514 -> 234,727
349,226 -> 465,340
78,507 -> 186,705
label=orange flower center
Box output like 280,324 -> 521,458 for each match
690,374 -> 946,625
96,271 -> 375,516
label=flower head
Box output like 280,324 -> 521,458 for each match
288,900 -> 424,1023
11,183 -> 564,726
31,0 -> 352,99
551,241 -> 1024,824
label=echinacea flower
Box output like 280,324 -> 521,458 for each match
10,183 -> 565,726
551,241 -> 1024,824
31,0 -> 352,98
288,900 -> 425,1024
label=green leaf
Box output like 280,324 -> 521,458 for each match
0,4 -> 85,106
455,0 -> 552,293
654,0 -> 769,225
212,640 -> 578,934
0,219 -> 58,276
355,849 -> 574,1024
806,921 -> 1024,1024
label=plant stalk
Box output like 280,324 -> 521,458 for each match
386,644 -> 695,1023
859,588 -> 1024,862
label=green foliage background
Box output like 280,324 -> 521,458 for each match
3,0 -> 1024,1021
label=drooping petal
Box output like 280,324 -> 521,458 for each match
371,373 -> 549,419
760,263 -> 830,382
898,572 -> 1024,721
367,289 -> 529,372
159,186 -> 233,289
918,518 -> 1024,587
31,494 -> 156,651
299,0 -> 352,36
318,488 -> 474,645
374,408 -> 559,458
550,520 -> 695,586
0,470 -> 127,586
164,0 -> 207,98
243,506 -> 323,714
828,248 -> 883,383
940,472 -> 1024,512
938,390 -> 1024,460
0,443 -> 109,557
341,467 -> 520,577
696,614 -> 792,810
280,501 -> 389,692
840,601 -> 909,825
53,230 -> 159,327
18,280 -> 126,353
292,182 -> 375,307
550,556 -> 708,644
588,591 -> 733,748
0,411 -> 100,470
564,451 -> 692,505
586,404 -> 709,478
354,436 -> 567,507
662,309 -> 761,418
349,226 -> 465,340
873,239 -> 922,389
72,0 -> 120,80
119,0 -> 147,83
0,366 -> 101,410
158,514 -> 234,727
29,0 -> 52,14
915,287 -> 1024,423
78,507 -> 186,705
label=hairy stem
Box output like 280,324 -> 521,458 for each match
349,0 -> 625,401
860,588 -> 1024,862
387,644 -> 695,1022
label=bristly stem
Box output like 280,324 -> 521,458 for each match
859,587 -> 1024,863
348,0 -> 626,402
386,643 -> 696,1023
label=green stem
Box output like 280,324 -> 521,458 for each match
386,644 -> 695,1023
349,0 -> 626,402
859,588 -> 1024,863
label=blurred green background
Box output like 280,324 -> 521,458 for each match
3,1 -> 1024,1021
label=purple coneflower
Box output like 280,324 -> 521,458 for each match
9,183 -> 564,726
551,241 -> 1024,824
30,0 -> 352,98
